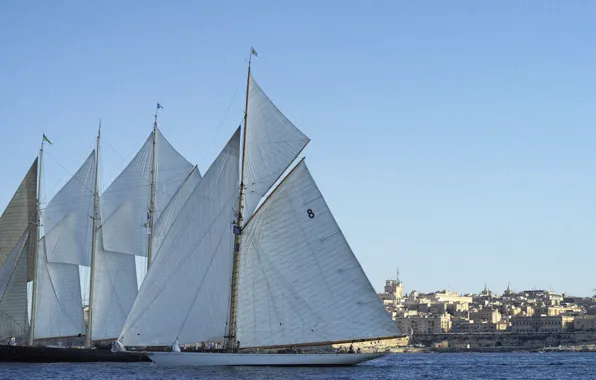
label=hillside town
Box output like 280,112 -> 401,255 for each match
378,271 -> 596,337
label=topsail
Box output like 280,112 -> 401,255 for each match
243,76 -> 309,219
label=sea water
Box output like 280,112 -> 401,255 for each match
0,352 -> 593,379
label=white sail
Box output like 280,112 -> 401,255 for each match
100,129 -> 193,257
34,237 -> 85,339
92,129 -> 194,340
152,166 -> 202,257
0,158 -> 38,280
90,227 -> 138,341
0,229 -> 30,340
243,75 -> 310,219
43,151 -> 95,266
154,129 -> 196,221
120,128 -> 240,347
236,161 -> 398,348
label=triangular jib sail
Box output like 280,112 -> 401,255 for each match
237,161 -> 398,348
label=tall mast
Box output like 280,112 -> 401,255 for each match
29,135 -> 46,345
87,122 -> 101,347
226,47 -> 254,351
147,104 -> 159,269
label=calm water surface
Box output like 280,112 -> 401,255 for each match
0,353 -> 594,379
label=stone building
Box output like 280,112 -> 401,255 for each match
573,315 -> 596,332
470,309 -> 501,324
396,313 -> 452,334
510,315 -> 574,333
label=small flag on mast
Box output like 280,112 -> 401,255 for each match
157,103 -> 163,110
43,134 -> 52,145
251,47 -> 258,57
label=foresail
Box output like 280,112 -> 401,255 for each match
237,161 -> 397,348
120,128 -> 240,347
100,129 -> 194,257
243,75 -> 309,219
0,158 -> 37,281
0,229 -> 29,340
91,227 -> 138,341
34,237 -> 85,339
43,151 -> 95,266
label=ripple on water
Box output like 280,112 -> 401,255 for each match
1,353 -> 596,380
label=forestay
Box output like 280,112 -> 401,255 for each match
42,151 -> 95,266
243,75 -> 309,219
34,237 -> 85,339
0,229 -> 30,340
0,158 -> 37,280
236,161 -> 398,348
120,128 -> 240,347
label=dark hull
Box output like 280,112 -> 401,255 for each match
0,345 -> 149,363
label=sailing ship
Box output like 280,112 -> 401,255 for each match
117,52 -> 400,366
0,113 -> 191,362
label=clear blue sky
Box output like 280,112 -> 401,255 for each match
2,1 -> 596,296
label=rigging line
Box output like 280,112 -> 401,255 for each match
44,152 -> 95,196
100,134 -> 151,192
200,84 -> 243,163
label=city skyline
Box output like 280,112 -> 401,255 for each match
2,2 -> 596,296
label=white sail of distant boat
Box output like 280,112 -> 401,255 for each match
91,126 -> 196,341
32,151 -> 96,340
120,54 -> 398,367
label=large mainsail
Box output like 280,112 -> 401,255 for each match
119,129 -> 240,346
92,128 -> 194,341
0,228 -> 30,340
33,151 -> 96,339
0,158 -> 38,280
242,75 -> 309,219
236,161 -> 398,348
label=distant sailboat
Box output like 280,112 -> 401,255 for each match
89,107 -> 197,343
119,52 -> 399,366
0,130 -> 145,362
